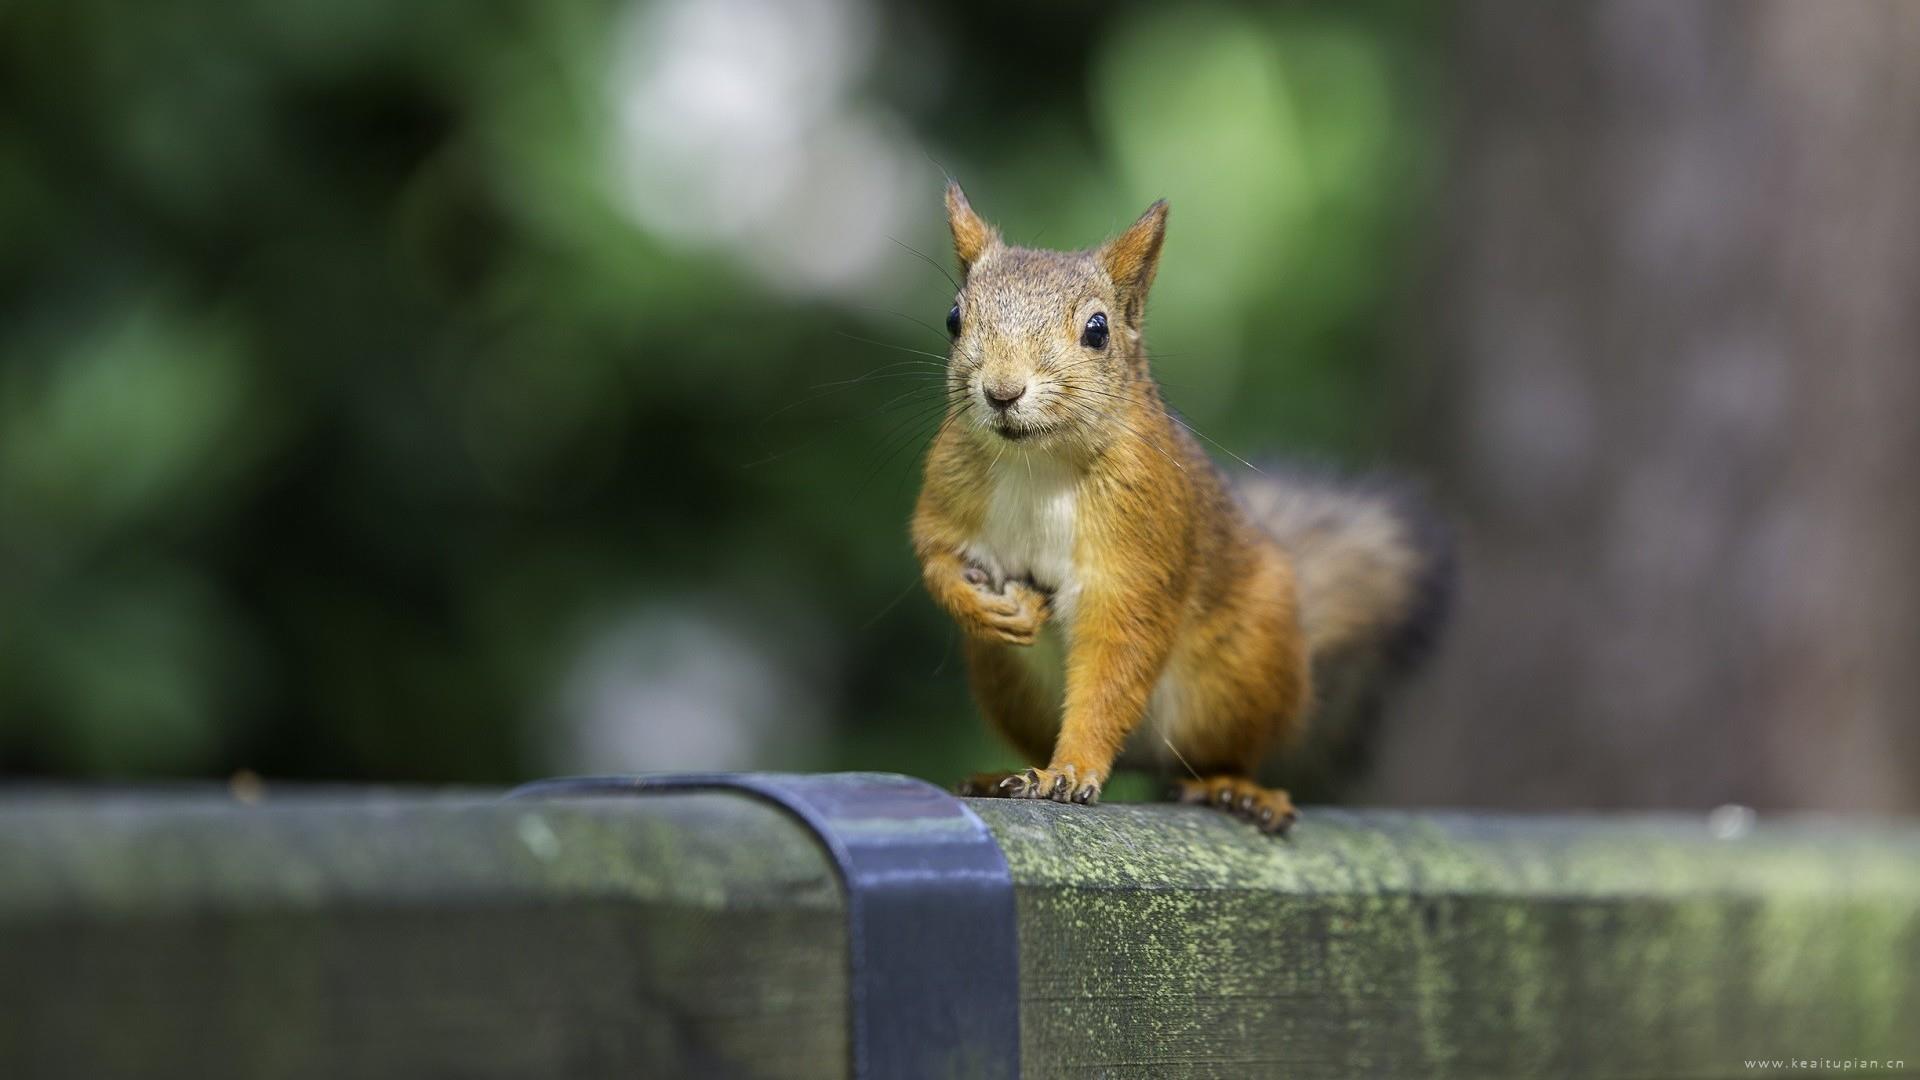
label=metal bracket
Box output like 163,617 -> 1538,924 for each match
509,772 -> 1021,1080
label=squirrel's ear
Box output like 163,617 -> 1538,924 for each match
1098,199 -> 1169,324
945,182 -> 997,275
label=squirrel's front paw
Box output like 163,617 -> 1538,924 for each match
1000,763 -> 1102,805
963,578 -> 1050,646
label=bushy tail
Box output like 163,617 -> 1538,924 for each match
1239,464 -> 1456,797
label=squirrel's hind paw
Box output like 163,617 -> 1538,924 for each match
955,771 -> 1023,797
1170,775 -> 1297,835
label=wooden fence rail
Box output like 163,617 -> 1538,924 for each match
1,783 -> 1916,1078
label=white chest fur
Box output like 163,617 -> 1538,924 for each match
964,454 -> 1082,619
963,452 -> 1188,766
964,454 -> 1081,713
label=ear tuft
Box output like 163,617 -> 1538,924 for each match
1098,199 -> 1169,323
945,182 -> 997,275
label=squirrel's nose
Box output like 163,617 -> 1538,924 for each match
984,381 -> 1027,410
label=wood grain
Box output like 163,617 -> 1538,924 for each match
1,790 -> 1916,1078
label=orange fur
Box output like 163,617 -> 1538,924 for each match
912,185 -> 1313,816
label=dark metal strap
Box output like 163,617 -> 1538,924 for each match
509,772 -> 1021,1080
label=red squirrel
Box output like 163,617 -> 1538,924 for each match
911,184 -> 1452,833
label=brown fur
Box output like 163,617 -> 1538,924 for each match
1238,467 -> 1454,799
912,183 -> 1446,829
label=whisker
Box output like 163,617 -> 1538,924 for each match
859,406 -> 961,498
753,366 -> 946,432
811,359 -> 948,384
863,397 -> 962,472
833,331 -> 953,364
1047,392 -> 1189,474
1166,410 -> 1263,474
847,304 -> 952,345
859,575 -> 924,632
1044,373 -> 1255,475
1161,732 -> 1202,781
872,385 -> 970,417
887,407 -> 966,505
803,369 -> 944,394
887,236 -> 960,292
743,363 -> 962,470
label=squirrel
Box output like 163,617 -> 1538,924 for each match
912,183 -> 1453,833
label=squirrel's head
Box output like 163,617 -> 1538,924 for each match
941,182 -> 1167,450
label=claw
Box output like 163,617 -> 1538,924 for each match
1264,807 -> 1298,836
1173,778 -> 1297,838
997,766 -> 1102,806
1006,769 -> 1045,799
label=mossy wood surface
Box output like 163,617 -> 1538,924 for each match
1,790 -> 1916,1078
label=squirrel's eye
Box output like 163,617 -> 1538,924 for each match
946,304 -> 962,339
1081,312 -> 1109,350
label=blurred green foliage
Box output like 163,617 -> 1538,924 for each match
0,0 -> 1438,784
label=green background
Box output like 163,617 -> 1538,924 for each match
0,0 -> 1438,786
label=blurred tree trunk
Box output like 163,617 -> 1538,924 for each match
1373,1 -> 1920,812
